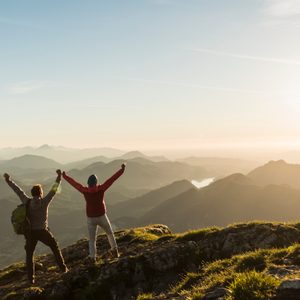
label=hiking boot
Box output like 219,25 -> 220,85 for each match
108,248 -> 120,259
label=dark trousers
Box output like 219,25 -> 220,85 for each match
25,228 -> 66,280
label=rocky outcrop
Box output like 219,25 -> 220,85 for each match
191,222 -> 300,260
203,287 -> 231,300
273,279 -> 300,300
1,222 -> 300,300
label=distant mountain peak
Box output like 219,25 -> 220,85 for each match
11,154 -> 48,160
121,151 -> 146,159
126,150 -> 144,155
3,154 -> 61,169
210,173 -> 252,188
119,151 -> 168,162
266,159 -> 287,165
226,173 -> 249,181
38,144 -> 52,150
247,159 -> 300,188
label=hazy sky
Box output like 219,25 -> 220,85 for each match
1,0 -> 300,153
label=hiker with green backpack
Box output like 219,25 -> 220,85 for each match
3,170 -> 68,284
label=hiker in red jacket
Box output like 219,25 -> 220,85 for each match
62,163 -> 125,262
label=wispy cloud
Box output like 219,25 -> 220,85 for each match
188,47 -> 300,66
68,103 -> 139,109
127,78 -> 300,98
263,0 -> 300,18
126,78 -> 266,95
7,80 -> 58,94
262,0 -> 300,26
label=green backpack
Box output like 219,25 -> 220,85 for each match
11,200 -> 31,235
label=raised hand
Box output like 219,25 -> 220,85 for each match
3,173 -> 10,181
121,163 -> 126,170
56,169 -> 62,176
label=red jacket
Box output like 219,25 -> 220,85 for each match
63,168 -> 124,217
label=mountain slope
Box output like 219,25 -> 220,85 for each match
0,154 -> 62,170
248,160 -> 300,189
179,156 -> 259,176
117,151 -> 168,162
110,179 -> 195,222
1,223 -> 300,300
65,155 -> 111,170
66,159 -> 211,190
140,173 -> 300,231
0,145 -> 125,163
65,151 -> 168,170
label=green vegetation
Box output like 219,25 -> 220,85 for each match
171,272 -> 202,294
174,227 -> 220,242
170,245 -> 296,299
117,226 -> 163,244
228,271 -> 280,300
234,250 -> 268,272
23,286 -> 44,294
0,262 -> 26,281
136,293 -> 153,300
47,266 -> 57,271
3,223 -> 300,300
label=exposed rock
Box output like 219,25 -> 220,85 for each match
203,287 -> 231,299
273,279 -> 300,300
279,279 -> 300,289
268,266 -> 300,278
195,223 -> 300,260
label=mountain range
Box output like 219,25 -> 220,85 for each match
56,156 -> 210,195
179,156 -> 259,176
0,152 -> 210,268
2,155 -> 300,268
135,171 -> 300,231
0,145 -> 125,163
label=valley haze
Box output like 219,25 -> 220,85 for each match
1,145 -> 300,269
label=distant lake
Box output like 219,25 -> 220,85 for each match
191,178 -> 215,189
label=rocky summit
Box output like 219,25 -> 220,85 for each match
2,222 -> 300,300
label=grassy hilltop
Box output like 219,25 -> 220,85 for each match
2,222 -> 300,300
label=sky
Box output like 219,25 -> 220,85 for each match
0,0 -> 300,156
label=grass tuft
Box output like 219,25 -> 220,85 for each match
234,251 -> 268,272
228,271 -> 280,300
174,227 -> 220,242
136,293 -> 153,300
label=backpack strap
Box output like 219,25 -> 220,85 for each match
25,199 -> 32,235
26,199 -> 31,216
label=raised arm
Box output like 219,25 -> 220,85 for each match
62,171 -> 86,193
100,163 -> 126,191
44,169 -> 62,204
3,173 -> 30,204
